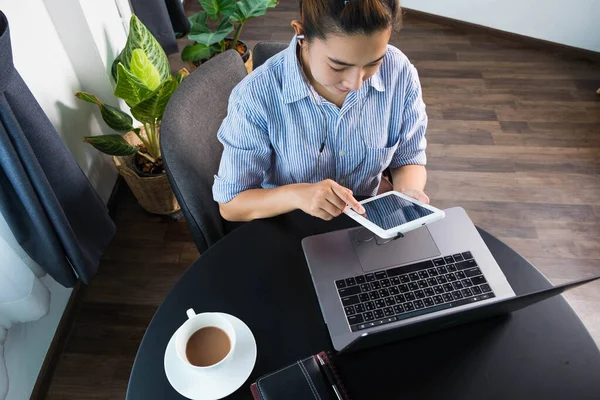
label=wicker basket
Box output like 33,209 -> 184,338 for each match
112,129 -> 180,215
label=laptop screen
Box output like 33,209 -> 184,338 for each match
361,195 -> 433,230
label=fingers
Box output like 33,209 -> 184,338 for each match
320,199 -> 344,219
307,187 -> 343,221
324,189 -> 347,212
402,188 -> 430,204
313,208 -> 334,221
305,179 -> 368,221
330,182 -> 365,213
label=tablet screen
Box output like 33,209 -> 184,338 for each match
361,195 -> 433,230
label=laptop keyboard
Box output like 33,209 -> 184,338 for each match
335,252 -> 496,332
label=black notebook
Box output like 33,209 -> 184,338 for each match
250,351 -> 350,400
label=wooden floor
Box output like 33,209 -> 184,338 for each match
44,2 -> 600,399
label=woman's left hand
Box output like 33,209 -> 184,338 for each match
378,179 -> 430,204
400,188 -> 430,204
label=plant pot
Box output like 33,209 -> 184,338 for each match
112,130 -> 180,215
188,38 -> 253,74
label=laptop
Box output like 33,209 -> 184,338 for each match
301,207 -> 600,353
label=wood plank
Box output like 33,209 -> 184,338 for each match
414,61 -> 599,75
534,220 -> 600,259
420,77 -> 486,89
401,50 -> 458,61
64,324 -> 147,358
484,78 -> 579,90
425,120 -> 500,145
427,171 -> 524,203
423,92 -> 516,107
427,144 -> 600,174
441,107 -> 498,121
427,156 -> 515,173
427,143 -> 600,160
84,261 -> 189,305
45,354 -> 129,400
179,242 -> 201,264
494,121 -> 600,147
164,220 -> 195,242
495,108 -> 600,124
516,172 -> 600,205
419,68 -> 483,79
73,303 -> 158,327
457,51 -> 560,63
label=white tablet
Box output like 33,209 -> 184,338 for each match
343,191 -> 445,239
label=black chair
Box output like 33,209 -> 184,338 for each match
161,42 -> 288,254
160,50 -> 247,253
252,41 -> 287,69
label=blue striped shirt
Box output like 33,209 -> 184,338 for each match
213,36 -> 428,203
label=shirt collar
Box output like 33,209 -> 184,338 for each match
367,67 -> 385,92
281,35 -> 386,104
282,36 -> 311,104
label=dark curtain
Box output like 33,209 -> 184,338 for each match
130,0 -> 191,55
0,11 -> 115,287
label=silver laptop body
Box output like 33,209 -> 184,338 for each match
302,207 -> 516,352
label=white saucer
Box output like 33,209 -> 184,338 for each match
164,313 -> 257,400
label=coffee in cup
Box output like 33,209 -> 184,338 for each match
185,326 -> 231,367
175,309 -> 236,370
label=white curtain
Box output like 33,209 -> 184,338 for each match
0,212 -> 50,400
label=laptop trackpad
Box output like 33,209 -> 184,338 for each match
349,227 -> 440,273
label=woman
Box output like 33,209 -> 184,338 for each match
213,0 -> 429,222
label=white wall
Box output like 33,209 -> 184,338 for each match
403,0 -> 600,52
0,0 -> 130,205
0,0 -> 129,398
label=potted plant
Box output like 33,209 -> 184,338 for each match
182,0 -> 278,73
75,14 -> 189,216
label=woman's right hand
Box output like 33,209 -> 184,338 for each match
290,179 -> 365,221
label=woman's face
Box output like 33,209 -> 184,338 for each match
303,29 -> 391,96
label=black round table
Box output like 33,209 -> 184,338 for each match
127,210 -> 600,400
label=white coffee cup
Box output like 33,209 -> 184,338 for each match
175,309 -> 237,371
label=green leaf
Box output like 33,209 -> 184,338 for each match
188,17 -> 233,46
198,0 -> 236,20
120,15 -> 170,83
130,78 -> 178,124
181,43 -> 215,62
100,103 -> 135,132
188,11 -> 209,33
83,134 -> 138,156
111,51 -> 122,82
114,63 -> 154,107
130,48 -> 161,90
231,0 -> 277,23
75,91 -> 134,132
75,91 -> 100,105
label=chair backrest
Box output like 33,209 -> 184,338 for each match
252,41 -> 288,69
161,50 -> 247,253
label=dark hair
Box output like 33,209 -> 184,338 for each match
299,0 -> 402,41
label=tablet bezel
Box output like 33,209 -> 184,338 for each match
343,191 -> 445,239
